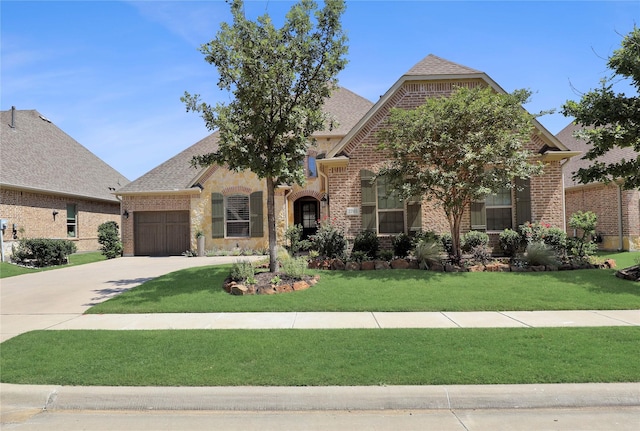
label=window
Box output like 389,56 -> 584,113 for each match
360,170 -> 421,235
211,192 -> 263,238
471,187 -> 513,231
66,204 -> 77,237
308,156 -> 317,178
226,194 -> 250,237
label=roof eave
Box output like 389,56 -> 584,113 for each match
115,188 -> 202,197
541,151 -> 582,162
1,182 -> 120,204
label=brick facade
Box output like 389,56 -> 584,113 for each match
1,187 -> 120,257
565,183 -> 640,251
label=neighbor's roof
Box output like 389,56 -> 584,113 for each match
557,121 -> 639,188
117,86 -> 373,194
0,109 -> 129,202
328,54 -> 571,158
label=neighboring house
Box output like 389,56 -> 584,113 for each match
558,122 -> 640,251
117,55 -> 577,256
0,108 -> 129,258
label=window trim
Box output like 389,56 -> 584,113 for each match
66,203 -> 77,238
225,194 -> 250,238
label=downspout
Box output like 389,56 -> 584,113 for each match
561,172 -> 567,233
618,183 -> 624,251
283,188 -> 292,232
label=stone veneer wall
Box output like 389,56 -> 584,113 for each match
1,187 -> 120,257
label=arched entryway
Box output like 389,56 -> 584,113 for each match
293,197 -> 319,240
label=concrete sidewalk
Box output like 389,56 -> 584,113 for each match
42,309 -> 640,331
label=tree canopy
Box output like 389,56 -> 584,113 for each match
182,0 -> 348,271
377,85 -> 543,261
562,26 -> 640,189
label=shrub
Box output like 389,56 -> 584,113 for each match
97,221 -> 122,259
412,230 -> 438,247
543,227 -> 567,257
519,221 -> 550,245
440,233 -> 454,257
284,224 -> 311,256
280,256 -> 309,279
230,260 -> 255,283
351,230 -> 379,260
499,228 -> 522,257
379,250 -> 394,261
469,245 -> 492,265
11,238 -> 77,267
568,211 -> 598,257
523,242 -> 558,267
414,239 -> 443,269
461,230 -> 489,253
392,233 -> 413,258
311,219 -> 347,259
348,250 -> 369,262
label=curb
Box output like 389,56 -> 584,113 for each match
2,383 -> 639,412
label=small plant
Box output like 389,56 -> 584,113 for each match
568,211 -> 598,257
181,249 -> 197,257
195,230 -> 205,238
523,242 -> 558,267
230,260 -> 255,282
499,228 -> 522,257
270,275 -> 282,285
280,256 -> 309,279
519,221 -> 551,245
469,245 -> 492,265
284,224 -> 305,255
461,230 -> 489,253
544,227 -> 567,257
414,239 -> 443,269
311,218 -> 347,259
349,250 -> 369,262
440,233 -> 454,257
352,230 -> 379,260
412,230 -> 438,246
97,221 -> 123,259
308,250 -> 319,260
379,249 -> 394,261
392,233 -> 413,258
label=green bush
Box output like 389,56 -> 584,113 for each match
544,227 -> 567,257
379,250 -> 394,261
12,238 -> 77,267
311,219 -> 347,259
412,230 -> 438,246
523,242 -> 559,267
519,221 -> 550,245
284,224 -> 311,255
469,245 -> 492,265
392,233 -> 413,258
461,230 -> 489,253
230,260 -> 255,283
280,256 -> 309,279
352,230 -> 379,260
97,221 -> 123,259
414,239 -> 443,269
348,250 -> 369,262
568,211 -> 598,257
499,228 -> 522,257
440,233 -> 454,256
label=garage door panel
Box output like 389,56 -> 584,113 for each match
134,211 -> 190,256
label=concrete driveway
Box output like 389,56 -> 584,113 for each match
0,256 -> 261,342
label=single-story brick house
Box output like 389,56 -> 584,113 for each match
0,108 -> 129,258
558,122 -> 640,251
117,54 -> 578,256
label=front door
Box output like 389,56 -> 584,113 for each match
294,198 -> 319,239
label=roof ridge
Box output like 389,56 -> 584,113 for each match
405,53 -> 482,76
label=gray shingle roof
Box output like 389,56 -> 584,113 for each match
557,122 -> 639,188
1,109 -> 129,202
406,54 -> 481,76
118,86 -> 373,194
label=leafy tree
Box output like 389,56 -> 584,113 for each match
97,221 -> 122,259
377,85 -> 543,262
182,0 -> 348,272
562,26 -> 640,189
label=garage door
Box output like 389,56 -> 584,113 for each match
134,211 -> 190,256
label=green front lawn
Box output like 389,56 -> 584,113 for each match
1,327 -> 638,386
87,251 -> 640,314
0,252 -> 106,278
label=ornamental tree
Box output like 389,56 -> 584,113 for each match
377,85 -> 543,262
182,0 -> 348,272
562,26 -> 640,189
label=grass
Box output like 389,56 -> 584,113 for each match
1,327 -> 638,386
0,252 -> 106,278
87,251 -> 640,314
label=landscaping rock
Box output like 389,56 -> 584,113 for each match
407,260 -> 420,269
345,261 -> 361,271
331,259 -> 346,271
361,261 -> 375,270
445,263 -> 464,272
530,265 -> 546,272
615,265 -> 640,282
231,284 -> 249,295
374,260 -> 391,270
467,264 -> 485,272
486,263 -> 510,272
390,259 -> 410,269
605,259 -> 616,269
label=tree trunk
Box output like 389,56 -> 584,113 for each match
266,177 -> 279,273
447,210 -> 463,264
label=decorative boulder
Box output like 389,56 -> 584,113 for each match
390,259 -> 410,269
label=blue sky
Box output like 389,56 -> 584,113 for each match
2,1 -> 638,181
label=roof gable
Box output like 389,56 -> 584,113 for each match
0,109 -> 129,202
327,54 -> 569,158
